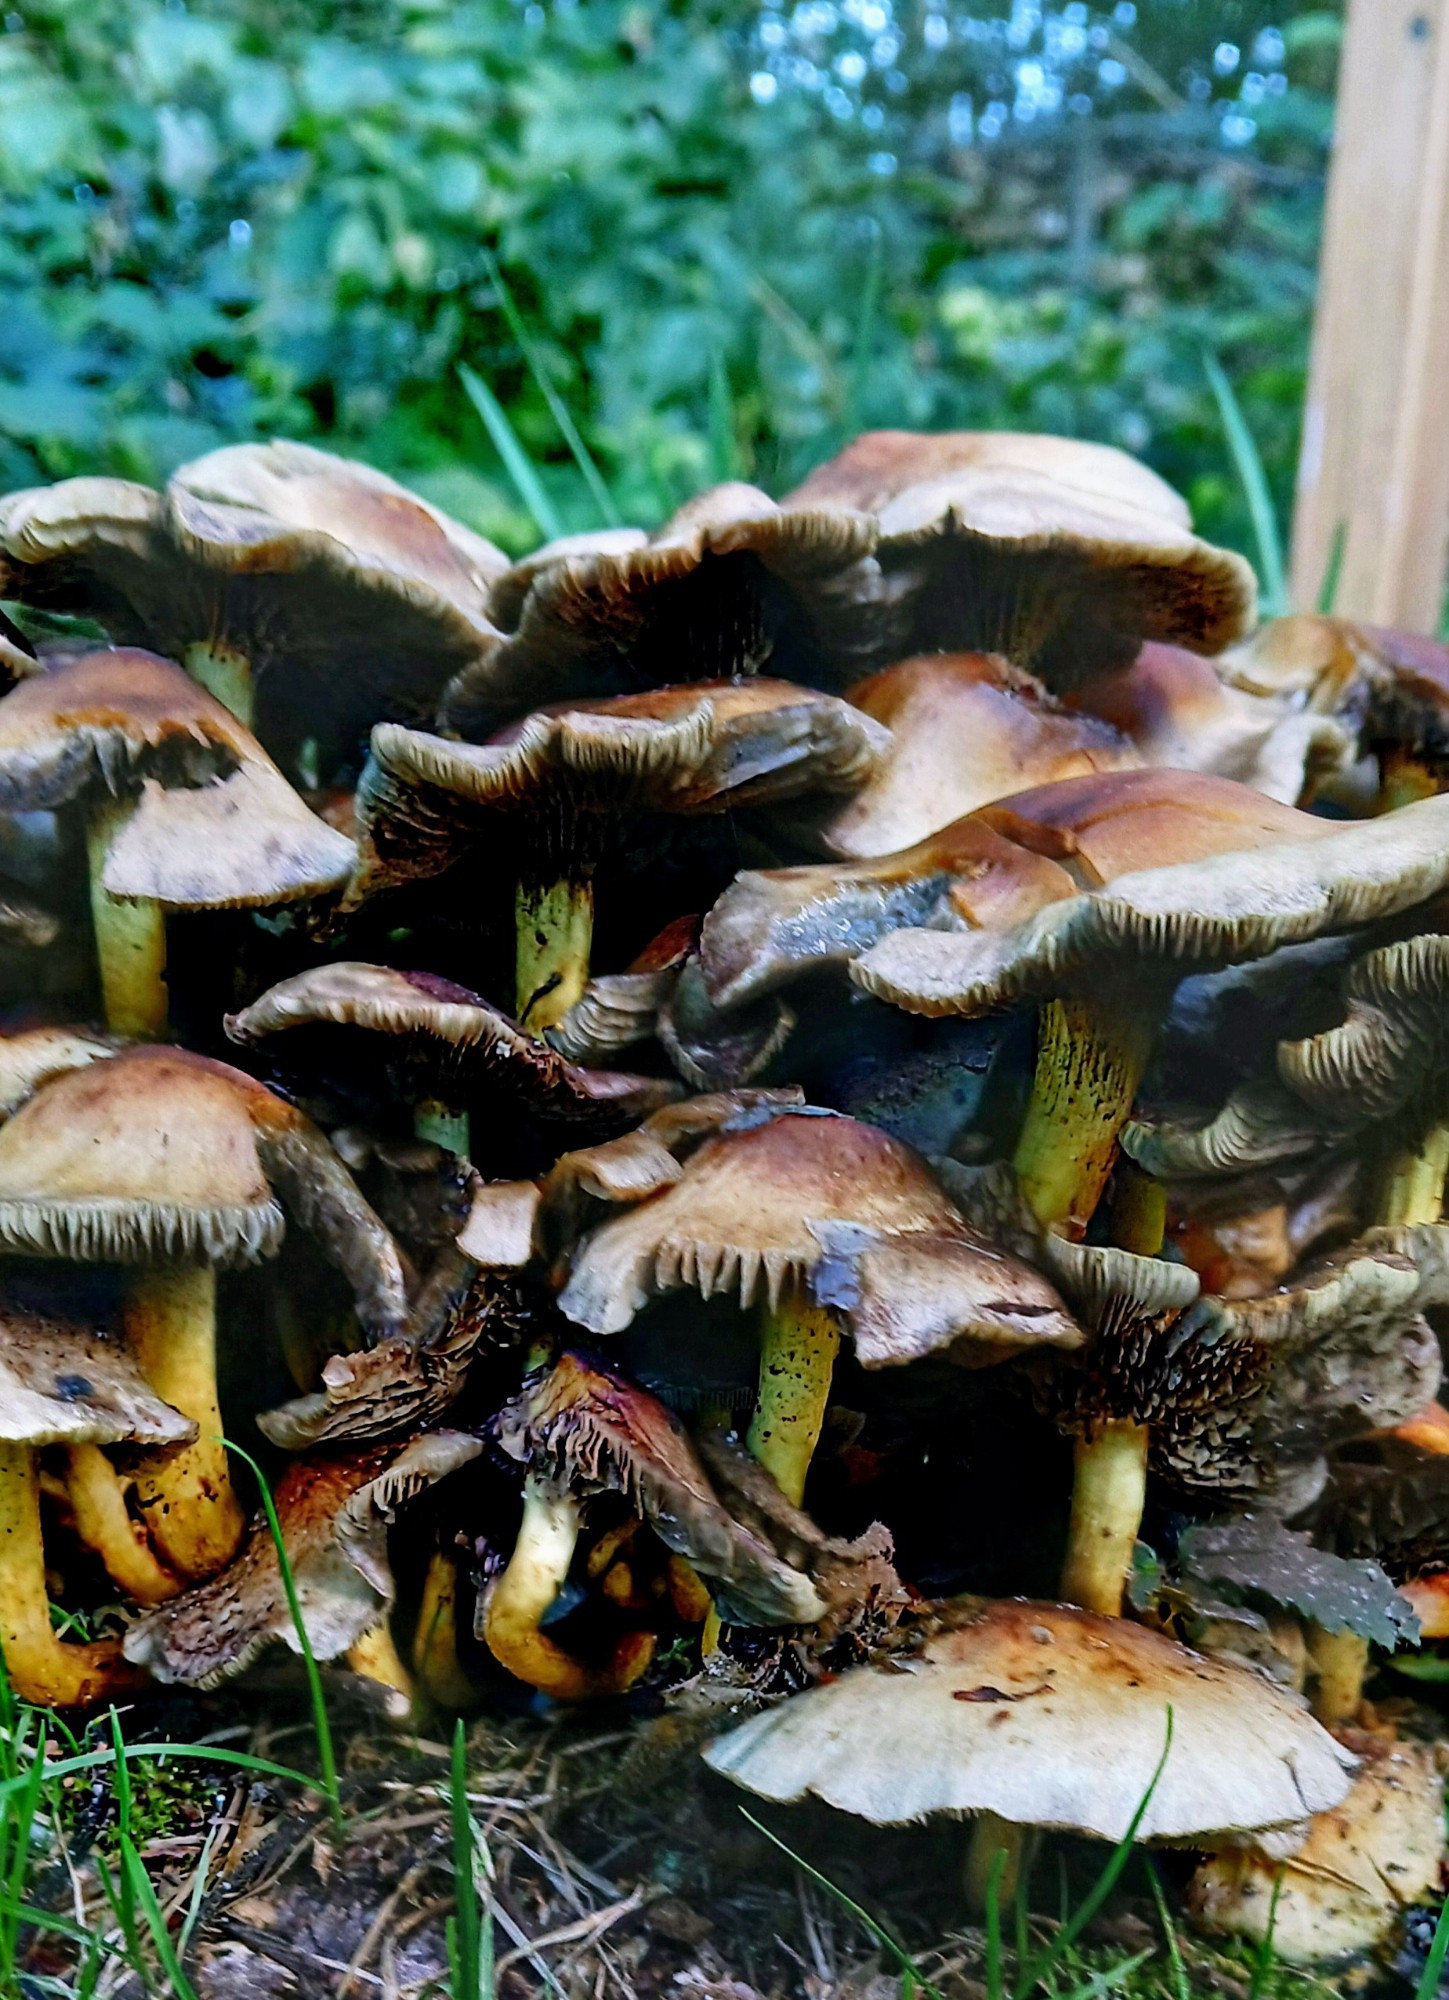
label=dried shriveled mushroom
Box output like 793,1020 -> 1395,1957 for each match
1189,1731 -> 1446,1965
440,486 -> 878,734
227,960 -> 678,1154
0,1308 -> 193,1703
346,680 -> 888,1034
783,430 -> 1256,689
554,1099 -> 1079,1510
809,652 -> 1140,860
704,1597 -> 1355,1873
123,1432 -> 480,1690
0,650 -> 353,1035
0,445 -> 506,756
0,1045 -> 407,1581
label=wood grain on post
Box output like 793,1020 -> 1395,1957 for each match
1290,0 -> 1449,629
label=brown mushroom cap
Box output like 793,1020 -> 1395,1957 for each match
0,1308 -> 196,1449
1071,642 -> 1351,806
546,914 -> 699,1066
122,1431 -> 481,1687
0,1025 -> 119,1119
494,1351 -> 830,1625
556,1105 -> 1081,1368
705,769 -> 1316,1012
440,485 -> 879,735
703,1596 -> 1355,1839
785,432 -> 1254,691
0,649 -> 354,908
226,960 -> 679,1128
0,449 -> 508,754
345,679 -> 889,910
854,778 -> 1449,1020
812,653 -> 1140,860
1188,1732 -> 1446,1965
0,1045 -> 407,1332
1225,613 -> 1449,771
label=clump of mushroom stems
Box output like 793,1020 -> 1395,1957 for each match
0,1444 -> 137,1706
63,1445 -> 181,1604
413,1549 -> 480,1710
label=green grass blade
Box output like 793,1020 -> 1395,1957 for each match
449,1718 -> 493,1999
1203,347 -> 1289,617
458,362 -> 565,543
108,1711 -> 139,1961
1316,519 -> 1347,615
740,1810 -> 945,2000
1245,1872 -> 1282,2000
481,249 -> 620,527
123,1830 -> 200,2000
1416,1896 -> 1449,2000
222,1441 -> 341,1830
1143,1856 -> 1189,2000
984,1848 -> 1006,2000
1054,1947 -> 1156,2000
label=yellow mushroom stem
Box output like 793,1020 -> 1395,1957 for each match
85,794 -> 169,1039
963,1812 -> 1029,1917
182,640 -> 255,730
746,1282 -> 842,1509
1059,1419 -> 1151,1618
1014,991 -> 1160,1240
347,1621 -> 416,1715
0,1443 -> 137,1706
414,1099 -> 471,1156
1307,1626 -> 1370,1727
482,1475 -> 655,1701
122,1265 -> 246,1583
1377,749 -> 1440,814
515,877 -> 595,1034
412,1549 -> 479,1711
62,1445 -> 182,1604
1379,1123 -> 1449,1228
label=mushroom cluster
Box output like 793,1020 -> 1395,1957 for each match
6,431 -> 1449,1967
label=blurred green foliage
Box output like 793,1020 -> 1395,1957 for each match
0,0 -> 1341,560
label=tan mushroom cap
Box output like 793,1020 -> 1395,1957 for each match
0,1025 -> 119,1120
706,768 -> 1313,1012
786,431 -> 1254,689
495,1351 -> 829,1625
0,1045 -> 408,1330
556,1106 -> 1081,1368
854,779 -> 1449,1020
547,913 -> 699,1066
1189,1732 -> 1446,1965
0,649 -> 354,908
226,961 -> 679,1127
1071,642 -> 1351,807
1226,613 -> 1449,768
0,476 -> 164,624
704,1596 -> 1356,1839
0,1309 -> 196,1448
813,653 -> 1140,860
441,484 -> 879,734
123,1431 -> 481,1687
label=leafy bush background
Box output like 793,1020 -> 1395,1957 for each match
0,0 -> 1340,562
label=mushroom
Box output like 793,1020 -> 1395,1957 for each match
0,1306 -> 193,1704
546,913 -> 699,1068
123,1432 -> 481,1693
0,649 -> 354,1035
482,1351 -> 838,1699
344,679 -> 888,1034
0,1044 -> 408,1582
1188,1731 -> 1446,1965
781,430 -> 1256,689
551,1098 -> 1080,1512
809,652 -> 1141,860
703,1597 -> 1356,1886
1070,641 -> 1351,806
226,959 -> 680,1155
0,445 -> 507,758
438,486 -> 878,735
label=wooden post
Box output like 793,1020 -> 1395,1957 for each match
1290,0 -> 1449,630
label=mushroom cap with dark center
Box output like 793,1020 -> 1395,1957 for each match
556,1105 -> 1081,1368
1071,643 -> 1351,806
784,432 -> 1255,690
0,1045 -> 407,1331
440,484 -> 879,734
123,1430 -> 481,1687
703,1596 -> 1355,1839
705,768 -> 1319,1012
0,1308 -> 196,1448
853,779 -> 1449,1020
346,678 -> 890,908
811,652 -> 1141,860
494,1351 -> 830,1625
226,961 -> 679,1129
1,449 -> 508,759
0,648 -> 354,908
